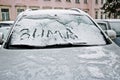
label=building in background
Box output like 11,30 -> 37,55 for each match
0,0 -> 106,21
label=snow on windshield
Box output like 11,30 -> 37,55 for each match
10,14 -> 106,46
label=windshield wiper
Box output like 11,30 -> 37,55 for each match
41,42 -> 88,48
9,44 -> 38,49
9,42 -> 88,49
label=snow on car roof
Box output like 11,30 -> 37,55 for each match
23,9 -> 87,16
0,21 -> 14,24
103,19 -> 120,22
95,19 -> 120,22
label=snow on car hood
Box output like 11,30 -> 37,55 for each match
0,45 -> 120,80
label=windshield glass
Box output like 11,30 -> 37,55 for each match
109,22 -> 120,36
9,14 -> 106,48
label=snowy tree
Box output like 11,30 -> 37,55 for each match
101,0 -> 120,18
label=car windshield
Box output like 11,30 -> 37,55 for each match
109,22 -> 120,36
9,14 -> 106,48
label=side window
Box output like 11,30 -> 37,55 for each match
109,22 -> 120,36
97,23 -> 107,30
17,9 -> 24,15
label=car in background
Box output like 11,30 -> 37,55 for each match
0,21 -> 14,39
0,9 -> 120,80
95,19 -> 120,47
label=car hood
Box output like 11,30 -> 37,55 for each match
0,44 -> 120,80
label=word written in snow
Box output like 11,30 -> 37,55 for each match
20,28 -> 78,40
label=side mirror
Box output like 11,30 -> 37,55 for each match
105,30 -> 116,39
0,32 -> 4,44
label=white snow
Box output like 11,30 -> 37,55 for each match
11,14 -> 106,46
78,50 -> 106,59
87,66 -> 105,78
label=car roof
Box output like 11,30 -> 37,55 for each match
21,9 -> 88,16
95,19 -> 120,22
0,21 -> 14,24
103,19 -> 120,22
94,19 -> 105,22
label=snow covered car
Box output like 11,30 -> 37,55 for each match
0,9 -> 120,80
95,19 -> 120,47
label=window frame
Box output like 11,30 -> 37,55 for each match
66,0 -> 71,2
84,0 -> 87,4
75,0 -> 80,3
1,8 -> 10,21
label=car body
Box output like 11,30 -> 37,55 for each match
0,9 -> 120,80
95,19 -> 120,47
